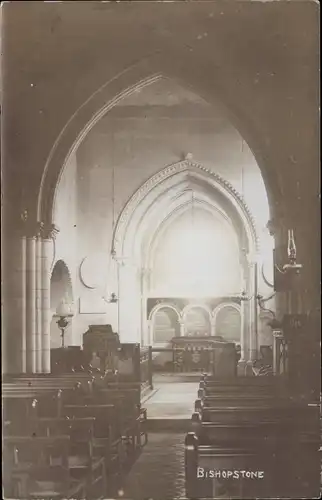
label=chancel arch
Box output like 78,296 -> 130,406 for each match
27,74 -> 273,367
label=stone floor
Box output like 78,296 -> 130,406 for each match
112,375 -> 198,499
142,373 -> 199,420
120,432 -> 186,500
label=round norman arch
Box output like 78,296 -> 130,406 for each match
213,302 -> 242,343
213,302 -> 241,321
148,302 -> 181,321
182,303 -> 213,321
36,48 -> 279,226
148,303 -> 181,345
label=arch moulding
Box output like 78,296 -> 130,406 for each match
148,302 -> 182,321
213,302 -> 241,322
181,302 -> 213,322
112,159 -> 259,264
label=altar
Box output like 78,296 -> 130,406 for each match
171,336 -> 237,377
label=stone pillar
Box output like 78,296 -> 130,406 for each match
140,267 -> 150,346
179,320 -> 185,336
210,318 -> 216,336
248,261 -> 258,361
147,320 -> 153,345
41,224 -> 58,373
238,300 -> 247,373
26,234 -> 37,373
117,259 -> 141,343
272,329 -> 284,375
21,233 -> 27,373
35,233 -> 43,372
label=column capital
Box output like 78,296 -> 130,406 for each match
20,211 -> 59,239
40,223 -> 60,240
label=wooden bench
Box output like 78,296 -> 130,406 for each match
3,377 -> 148,478
3,409 -> 123,495
201,374 -> 277,384
194,395 -> 284,412
3,435 -> 97,499
185,432 -> 272,499
185,429 -> 320,499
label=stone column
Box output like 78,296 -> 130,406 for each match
26,232 -> 37,373
272,329 -> 284,375
248,261 -> 258,361
210,318 -> 216,336
21,234 -> 27,373
35,230 -> 43,372
140,267 -> 150,346
238,299 -> 247,373
179,320 -> 185,336
117,258 -> 141,343
41,224 -> 58,373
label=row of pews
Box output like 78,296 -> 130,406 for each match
3,370 -> 148,499
185,374 -> 320,499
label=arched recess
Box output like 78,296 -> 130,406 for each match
36,48 -> 280,227
112,158 -> 261,344
182,304 -> 212,336
145,197 -> 241,297
148,303 -> 181,345
50,260 -> 74,348
112,159 -> 259,263
213,302 -> 242,343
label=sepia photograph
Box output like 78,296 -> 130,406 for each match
1,1 -> 320,499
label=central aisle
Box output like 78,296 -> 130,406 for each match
121,432 -> 186,500
142,374 -> 199,419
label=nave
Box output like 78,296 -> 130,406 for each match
2,3 -> 320,499
3,353 -> 320,500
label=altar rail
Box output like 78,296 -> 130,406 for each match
145,344 -> 237,389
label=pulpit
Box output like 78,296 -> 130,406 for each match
83,324 -> 120,372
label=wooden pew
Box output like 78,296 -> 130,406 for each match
4,410 -> 123,497
62,403 -> 126,476
3,376 -> 148,473
200,405 -> 295,423
185,428 -> 320,499
3,420 -> 107,498
195,395 -> 283,412
3,435 -> 89,499
201,374 -> 276,385
184,432 -> 272,499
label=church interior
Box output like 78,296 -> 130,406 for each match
2,2 -> 320,499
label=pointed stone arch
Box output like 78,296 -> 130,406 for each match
112,158 -> 259,267
36,49 -> 279,226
